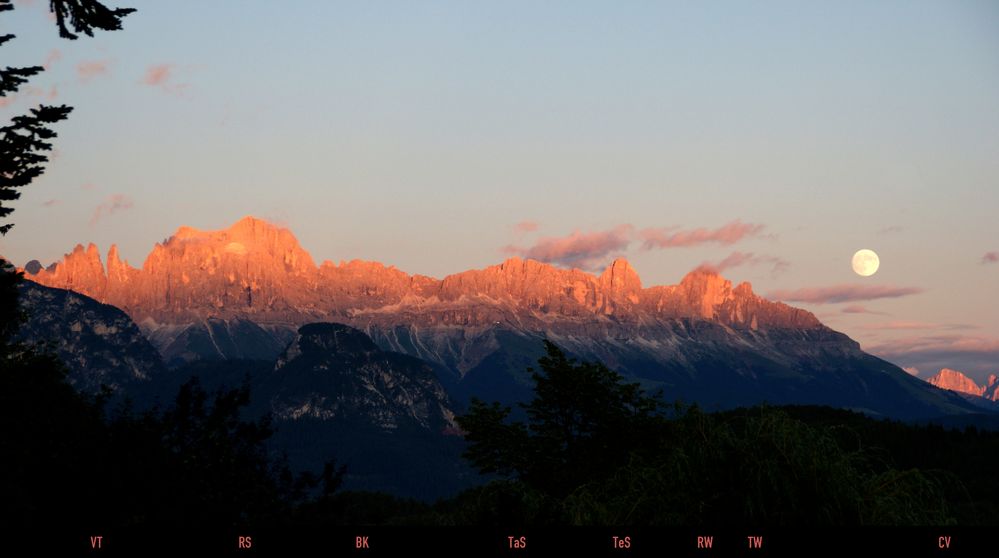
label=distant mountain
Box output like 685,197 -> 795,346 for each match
925,369 -> 999,409
25,216 -> 986,420
15,280 -> 165,393
927,368 -> 987,397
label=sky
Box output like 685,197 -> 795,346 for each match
1,1 -> 998,382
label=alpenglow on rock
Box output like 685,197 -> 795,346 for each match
29,216 -> 818,336
927,368 -> 999,402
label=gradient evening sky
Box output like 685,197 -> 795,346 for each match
2,1 -> 998,381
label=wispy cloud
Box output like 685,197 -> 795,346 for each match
767,284 -> 924,304
503,225 -> 633,271
699,251 -> 788,275
43,49 -> 62,69
142,64 -> 172,86
855,321 -> 978,332
841,305 -> 887,315
41,198 -> 60,207
500,219 -> 770,271
982,251 -> 999,265
77,60 -> 110,82
640,220 -> 765,250
878,225 -> 903,235
22,85 -> 58,100
90,194 -> 133,225
902,366 -> 920,377
141,64 -> 187,95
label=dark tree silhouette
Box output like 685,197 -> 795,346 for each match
0,105 -> 72,235
0,0 -> 132,237
456,342 -> 958,526
0,0 -> 133,359
48,0 -> 135,40
458,341 -> 666,499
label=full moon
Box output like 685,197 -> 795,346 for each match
852,249 -> 880,277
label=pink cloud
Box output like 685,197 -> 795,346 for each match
700,251 -> 789,275
141,64 -> 189,95
142,64 -> 173,87
19,85 -> 58,101
81,182 -> 97,191
871,336 -> 999,355
513,220 -> 539,234
41,198 -> 60,207
902,366 -> 920,376
90,194 -> 133,225
503,225 -> 633,271
640,220 -> 765,250
841,305 -> 887,315
982,252 -> 999,265
43,49 -> 61,69
857,321 -> 939,331
766,284 -> 924,304
77,60 -> 110,82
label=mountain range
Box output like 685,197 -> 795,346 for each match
21,216 -> 983,420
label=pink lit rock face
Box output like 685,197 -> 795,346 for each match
29,216 -> 819,332
985,375 -> 999,402
927,369 -> 999,402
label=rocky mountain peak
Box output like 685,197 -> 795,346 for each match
599,258 -> 642,300
985,374 -> 999,402
38,242 -> 108,297
154,216 -> 317,273
677,267 -> 734,319
927,368 -> 985,397
105,244 -> 134,280
28,216 -> 829,332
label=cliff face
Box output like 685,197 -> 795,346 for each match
927,369 -> 999,402
32,217 -> 325,324
986,375 -> 999,402
28,216 -> 821,332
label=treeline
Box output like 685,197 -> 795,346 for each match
333,343 -> 999,527
0,340 -> 343,528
